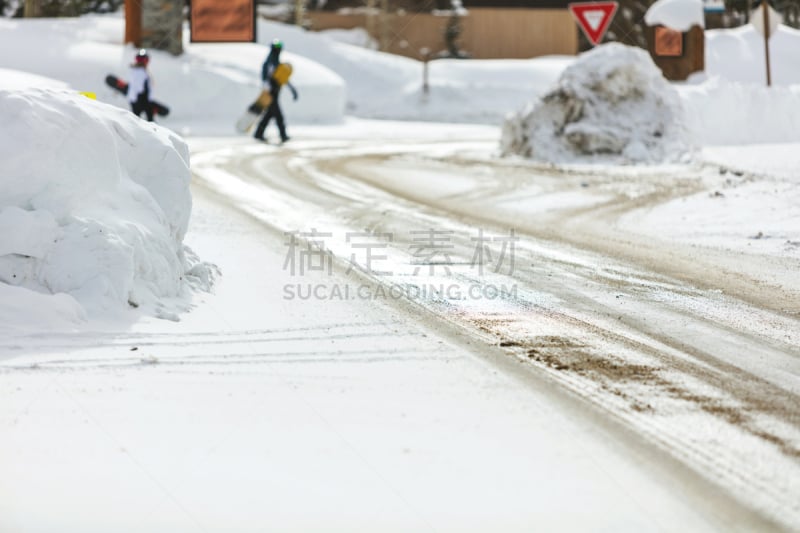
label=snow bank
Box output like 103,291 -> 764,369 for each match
0,282 -> 87,332
0,15 -> 346,132
318,27 -> 377,49
501,43 -> 691,163
704,24 -> 800,85
0,13 -> 567,126
0,68 -> 69,90
675,23 -> 800,145
257,19 -> 572,124
677,78 -> 800,145
0,88 -> 203,328
164,46 -> 345,129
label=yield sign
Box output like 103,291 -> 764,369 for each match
569,2 -> 618,45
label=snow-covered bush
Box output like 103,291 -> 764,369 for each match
501,43 -> 692,164
0,88 -> 209,326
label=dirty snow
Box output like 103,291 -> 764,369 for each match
501,43 -> 691,163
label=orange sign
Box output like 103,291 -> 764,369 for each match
654,26 -> 683,57
190,0 -> 255,43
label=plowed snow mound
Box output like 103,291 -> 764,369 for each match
501,43 -> 692,164
0,89 -> 215,327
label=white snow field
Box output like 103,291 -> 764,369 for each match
1,9 -> 800,533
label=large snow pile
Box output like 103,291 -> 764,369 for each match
501,43 -> 691,163
0,88 -> 209,330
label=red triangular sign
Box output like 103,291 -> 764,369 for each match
569,2 -> 618,45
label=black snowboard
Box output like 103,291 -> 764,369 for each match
105,75 -> 170,117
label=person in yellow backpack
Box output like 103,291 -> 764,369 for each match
254,39 -> 298,143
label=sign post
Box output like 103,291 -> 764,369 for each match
568,2 -> 619,46
751,1 -> 782,87
763,1 -> 772,86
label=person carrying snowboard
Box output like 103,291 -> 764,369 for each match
128,49 -> 154,122
254,39 -> 298,143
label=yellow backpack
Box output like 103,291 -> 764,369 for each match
272,63 -> 293,86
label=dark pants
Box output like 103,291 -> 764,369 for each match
131,94 -> 154,122
254,97 -> 288,141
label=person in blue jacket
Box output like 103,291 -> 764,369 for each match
254,39 -> 298,143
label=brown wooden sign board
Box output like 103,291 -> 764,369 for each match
190,0 -> 256,43
654,26 -> 683,57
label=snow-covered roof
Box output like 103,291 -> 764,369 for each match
644,0 -> 705,31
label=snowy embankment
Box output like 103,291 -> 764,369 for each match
678,77 -> 800,145
0,16 -> 346,132
0,14 -> 570,128
677,24 -> 800,145
0,88 -> 212,332
257,18 -> 573,123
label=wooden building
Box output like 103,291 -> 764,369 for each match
303,1 -> 578,59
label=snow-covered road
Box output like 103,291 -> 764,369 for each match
186,124 -> 800,530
